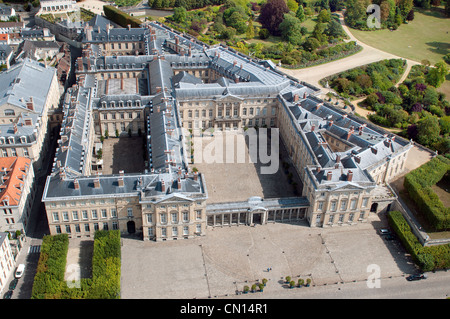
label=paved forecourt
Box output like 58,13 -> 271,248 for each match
120,214 -> 416,299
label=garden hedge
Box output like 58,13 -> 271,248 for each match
31,230 -> 121,299
388,211 -> 450,271
403,155 -> 450,231
103,5 -> 142,28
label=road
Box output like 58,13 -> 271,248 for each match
224,270 -> 450,299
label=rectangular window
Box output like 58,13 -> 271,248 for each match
148,227 -> 154,237
161,227 -> 167,237
183,226 -> 189,235
75,224 -> 81,233
182,212 -> 188,222
330,201 -> 337,212
196,224 -> 201,233
91,210 -> 98,219
65,225 -> 71,233
171,212 -> 178,224
94,223 -> 99,231
101,209 -> 107,218
127,208 -> 133,217
350,199 -> 357,210
340,200 -> 347,211
56,225 -> 61,234
362,198 -> 369,208
84,224 -> 90,232
53,212 -> 59,222
196,210 -> 202,220
72,211 -> 79,221
103,222 -> 109,230
112,222 -> 118,230
62,211 -> 69,222
147,214 -> 153,224
172,227 -> 178,237
160,213 -> 167,224
82,210 -> 88,220
111,208 -> 117,218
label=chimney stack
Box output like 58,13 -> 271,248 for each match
73,179 -> 79,190
26,97 -> 34,111
161,180 -> 166,192
94,178 -> 100,188
118,177 -> 124,187
193,171 -> 198,181
293,94 -> 299,102
327,171 -> 332,181
347,170 -> 353,182
177,177 -> 182,189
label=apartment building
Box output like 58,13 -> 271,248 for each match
0,232 -> 14,294
0,157 -> 35,235
0,59 -> 61,169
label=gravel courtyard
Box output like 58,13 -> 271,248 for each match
120,214 -> 416,299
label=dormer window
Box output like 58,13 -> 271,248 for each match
20,136 -> 26,144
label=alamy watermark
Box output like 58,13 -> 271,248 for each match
367,4 -> 381,29
367,264 -> 381,288
185,128 -> 279,175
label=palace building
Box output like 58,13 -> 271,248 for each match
42,19 -> 412,241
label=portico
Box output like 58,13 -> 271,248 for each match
206,196 -> 309,227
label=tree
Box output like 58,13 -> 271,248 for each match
223,6 -> 248,34
258,0 -> 290,36
246,19 -> 255,39
426,61 -> 448,88
279,12 -> 304,45
312,22 -> 328,44
295,5 -> 306,22
317,9 -> 331,23
286,0 -> 299,12
406,9 -> 414,21
417,116 -> 440,147
172,7 -> 187,23
302,37 -> 320,51
398,0 -> 413,18
325,19 -> 344,39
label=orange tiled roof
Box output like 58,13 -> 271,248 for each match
0,34 -> 8,41
0,157 -> 31,207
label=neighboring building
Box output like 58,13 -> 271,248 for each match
0,21 -> 25,34
0,44 -> 12,69
0,7 -> 15,22
0,58 -> 61,168
39,0 -> 78,13
0,232 -> 14,294
82,17 -> 149,56
20,28 -> 55,41
42,20 -> 412,242
0,157 -> 35,235
17,40 -> 61,61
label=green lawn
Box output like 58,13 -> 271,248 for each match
348,7 -> 450,65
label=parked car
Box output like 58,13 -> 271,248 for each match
406,273 -> 428,281
9,278 -> 18,290
3,290 -> 13,299
379,229 -> 390,235
14,264 -> 25,278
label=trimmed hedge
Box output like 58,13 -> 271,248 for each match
31,234 -> 69,299
103,5 -> 142,28
403,155 -> 450,231
89,230 -> 121,299
31,230 -> 121,299
388,211 -> 450,271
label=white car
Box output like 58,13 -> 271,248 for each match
14,264 -> 25,278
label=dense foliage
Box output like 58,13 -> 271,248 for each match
31,230 -> 121,299
322,60 -> 449,154
345,0 -> 416,30
388,211 -> 450,271
403,155 -> 450,231
31,234 -> 69,299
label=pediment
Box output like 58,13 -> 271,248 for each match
153,193 -> 194,204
